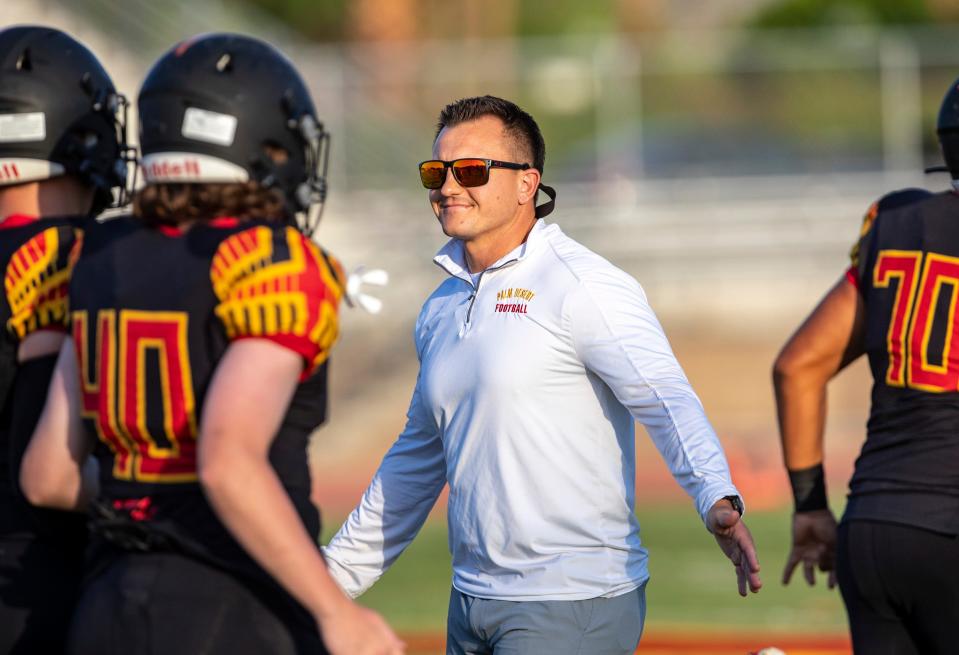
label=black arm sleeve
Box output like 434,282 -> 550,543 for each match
8,354 -> 87,541
8,354 -> 58,487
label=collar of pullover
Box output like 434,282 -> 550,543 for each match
433,219 -> 548,282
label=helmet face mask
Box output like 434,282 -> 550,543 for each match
0,25 -> 132,213
138,34 -> 330,236
291,112 -> 330,238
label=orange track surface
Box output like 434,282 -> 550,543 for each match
399,632 -> 852,655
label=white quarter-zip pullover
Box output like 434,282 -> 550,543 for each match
324,219 -> 741,601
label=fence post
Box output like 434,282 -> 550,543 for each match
879,30 -> 923,182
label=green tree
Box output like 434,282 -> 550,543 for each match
751,0 -> 932,28
244,0 -> 350,41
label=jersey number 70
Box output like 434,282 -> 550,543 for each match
874,250 -> 959,392
72,309 -> 198,482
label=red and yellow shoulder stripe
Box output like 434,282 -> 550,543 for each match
849,201 -> 879,271
210,225 -> 342,374
5,225 -> 82,340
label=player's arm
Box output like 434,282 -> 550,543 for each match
20,340 -> 98,510
10,330 -> 69,488
566,270 -> 760,596
5,224 -> 79,363
205,228 -> 402,654
324,374 -> 447,598
9,224 -> 92,502
11,329 -> 70,491
199,340 -> 403,655
773,275 -> 865,469
17,330 -> 65,361
772,274 -> 865,588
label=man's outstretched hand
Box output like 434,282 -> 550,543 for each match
707,499 -> 762,597
782,508 -> 837,589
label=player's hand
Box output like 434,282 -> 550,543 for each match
707,498 -> 762,597
318,598 -> 405,655
782,508 -> 837,589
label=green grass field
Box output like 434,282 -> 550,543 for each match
322,506 -> 848,636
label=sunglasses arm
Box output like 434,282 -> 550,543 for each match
534,184 -> 557,219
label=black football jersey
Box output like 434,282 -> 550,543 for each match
69,215 -> 342,593
847,189 -> 959,534
0,214 -> 84,538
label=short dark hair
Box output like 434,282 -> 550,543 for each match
435,95 -> 546,174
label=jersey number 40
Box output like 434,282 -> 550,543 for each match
72,309 -> 198,482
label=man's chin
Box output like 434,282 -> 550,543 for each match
438,216 -> 473,240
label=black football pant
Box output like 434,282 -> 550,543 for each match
837,520 -> 959,655
68,551 -> 327,655
0,533 -> 85,654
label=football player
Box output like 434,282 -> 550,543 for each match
21,34 -> 403,655
773,77 -> 959,653
0,25 -> 129,652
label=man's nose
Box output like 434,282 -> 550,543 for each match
439,165 -> 463,194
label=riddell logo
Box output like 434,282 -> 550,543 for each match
0,162 -> 20,181
147,158 -> 201,179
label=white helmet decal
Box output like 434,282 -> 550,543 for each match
0,158 -> 65,186
141,152 -> 250,184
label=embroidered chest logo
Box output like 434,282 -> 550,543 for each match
494,287 -> 535,314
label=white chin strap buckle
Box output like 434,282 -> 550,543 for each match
345,266 -> 389,315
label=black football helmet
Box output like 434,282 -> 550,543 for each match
0,25 -> 131,213
937,76 -> 959,189
138,33 -> 330,236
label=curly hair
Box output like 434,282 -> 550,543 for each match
132,182 -> 288,226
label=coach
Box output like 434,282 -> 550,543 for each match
324,95 -> 761,654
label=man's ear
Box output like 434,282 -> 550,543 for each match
517,167 -> 541,206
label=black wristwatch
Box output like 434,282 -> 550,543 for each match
723,495 -> 744,516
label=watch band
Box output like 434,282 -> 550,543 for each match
723,495 -> 744,516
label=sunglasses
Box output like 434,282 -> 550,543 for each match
418,158 -> 531,189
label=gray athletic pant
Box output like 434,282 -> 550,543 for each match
446,583 -> 646,655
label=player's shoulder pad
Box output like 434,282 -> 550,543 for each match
210,224 -> 341,303
5,223 -> 82,339
876,187 -> 934,213
857,187 -> 933,241
73,214 -> 139,255
209,225 -> 342,369
315,246 -> 348,297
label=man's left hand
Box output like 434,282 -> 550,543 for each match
707,498 -> 762,597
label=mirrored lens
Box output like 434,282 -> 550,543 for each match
451,159 -> 490,187
419,161 -> 447,189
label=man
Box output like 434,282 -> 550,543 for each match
21,34 -> 403,655
0,25 -> 129,653
773,78 -> 959,653
325,95 -> 761,654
